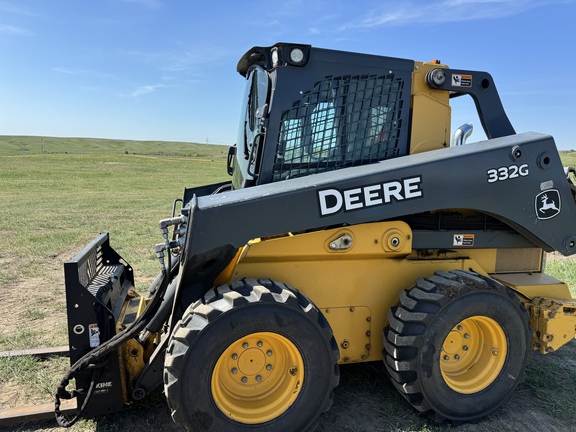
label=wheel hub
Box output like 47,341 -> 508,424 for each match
211,332 -> 304,424
440,316 -> 507,394
238,347 -> 266,376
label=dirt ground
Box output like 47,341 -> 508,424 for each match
1,264 -> 576,431
1,354 -> 574,432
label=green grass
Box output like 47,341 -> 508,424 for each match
0,135 -> 228,157
0,328 -> 43,351
0,150 -> 229,290
559,150 -> 576,167
546,257 -> 576,296
523,348 -> 576,424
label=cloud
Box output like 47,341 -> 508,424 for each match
52,67 -> 115,79
121,44 -> 230,76
0,2 -> 42,17
130,83 -> 168,97
53,67 -> 82,75
117,0 -> 162,8
0,23 -> 33,36
339,0 -> 563,30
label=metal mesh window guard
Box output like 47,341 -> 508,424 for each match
274,73 -> 404,181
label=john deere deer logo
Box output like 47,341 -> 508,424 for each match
535,190 -> 561,220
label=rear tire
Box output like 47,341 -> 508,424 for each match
164,278 -> 339,431
383,270 -> 531,423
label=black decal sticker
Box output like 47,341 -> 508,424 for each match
535,189 -> 561,220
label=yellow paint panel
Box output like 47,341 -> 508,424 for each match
230,222 -> 489,363
322,307 -> 371,363
410,62 -> 451,154
493,273 -> 573,300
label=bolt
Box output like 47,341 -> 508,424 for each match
241,376 -> 248,383
366,316 -> 371,322
242,342 -> 249,349
463,345 -> 468,351
256,375 -> 262,382
444,355 -> 450,361
257,341 -> 263,348
464,333 -> 470,339
266,364 -> 272,371
457,325 -> 463,331
266,350 -> 273,357
366,330 -> 371,337
289,367 -> 298,376
132,388 -> 146,400
454,354 -> 460,360
492,349 -> 498,356
232,353 -> 238,360
231,367 -> 238,374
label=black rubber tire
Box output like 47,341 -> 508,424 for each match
383,270 -> 531,423
164,278 -> 340,432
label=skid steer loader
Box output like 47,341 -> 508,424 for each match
55,43 -> 576,431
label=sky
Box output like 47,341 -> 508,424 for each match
0,0 -> 575,149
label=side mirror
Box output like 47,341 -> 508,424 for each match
227,145 -> 237,176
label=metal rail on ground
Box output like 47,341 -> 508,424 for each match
0,345 -> 72,426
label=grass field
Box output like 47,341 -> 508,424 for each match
1,136 -> 575,432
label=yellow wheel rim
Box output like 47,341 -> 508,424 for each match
211,332 -> 304,424
440,316 -> 507,394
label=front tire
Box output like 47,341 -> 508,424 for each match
164,278 -> 339,431
383,270 -> 531,423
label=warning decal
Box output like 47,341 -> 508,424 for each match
453,234 -> 474,247
89,323 -> 101,348
451,74 -> 472,87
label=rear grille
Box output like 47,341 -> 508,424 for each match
273,73 -> 405,181
495,248 -> 542,273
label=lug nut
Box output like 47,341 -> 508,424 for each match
266,364 -> 272,371
241,376 -> 248,383
257,341 -> 263,347
462,345 -> 468,351
231,367 -> 238,374
444,355 -> 450,361
232,353 -> 238,360
242,342 -> 249,349
256,375 -> 262,382
266,350 -> 273,357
